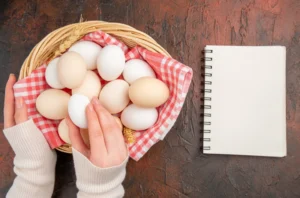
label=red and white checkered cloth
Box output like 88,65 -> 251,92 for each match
13,30 -> 193,161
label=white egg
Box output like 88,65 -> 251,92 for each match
99,80 -> 130,114
72,71 -> 101,99
58,119 -> 71,144
69,41 -> 102,70
45,58 -> 65,89
68,94 -> 90,129
97,45 -> 125,81
121,104 -> 158,130
123,59 -> 156,84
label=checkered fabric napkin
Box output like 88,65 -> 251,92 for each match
13,30 -> 193,161
13,66 -> 63,147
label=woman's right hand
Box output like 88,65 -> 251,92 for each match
66,97 -> 128,168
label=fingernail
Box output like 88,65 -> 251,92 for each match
92,97 -> 99,105
16,97 -> 23,109
9,73 -> 15,80
88,103 -> 94,111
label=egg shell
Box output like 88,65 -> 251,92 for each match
68,94 -> 90,129
58,51 -> 87,89
72,71 -> 102,99
97,45 -> 125,81
58,119 -> 71,144
123,59 -> 156,84
99,80 -> 130,114
36,89 -> 70,120
129,77 -> 170,108
80,128 -> 90,147
69,41 -> 102,70
121,104 -> 158,130
45,58 -> 65,89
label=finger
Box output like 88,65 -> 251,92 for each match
66,116 -> 89,156
91,97 -> 126,153
14,97 -> 28,124
4,74 -> 16,128
86,103 -> 107,156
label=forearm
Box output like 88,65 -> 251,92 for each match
72,148 -> 128,198
3,119 -> 57,198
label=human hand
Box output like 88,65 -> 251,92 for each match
67,97 -> 128,168
4,74 -> 28,129
3,74 -> 58,198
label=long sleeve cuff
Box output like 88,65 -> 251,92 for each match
72,148 -> 129,198
4,119 -> 55,159
3,119 -> 57,198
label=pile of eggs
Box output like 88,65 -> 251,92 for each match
36,41 -> 170,144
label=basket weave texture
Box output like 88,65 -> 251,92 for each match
18,21 -> 171,154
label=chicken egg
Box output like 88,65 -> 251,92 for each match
72,71 -> 101,99
45,58 -> 65,89
80,128 -> 90,147
121,104 -> 158,131
68,94 -> 90,129
123,59 -> 156,84
36,89 -> 70,120
99,80 -> 129,114
69,41 -> 102,70
57,51 -> 87,89
129,77 -> 170,108
97,45 -> 125,81
58,119 -> 71,144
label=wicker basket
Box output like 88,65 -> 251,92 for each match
18,21 -> 171,154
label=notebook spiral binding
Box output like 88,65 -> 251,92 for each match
201,49 -> 213,151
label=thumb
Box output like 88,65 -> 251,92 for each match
14,97 -> 28,124
66,116 -> 89,156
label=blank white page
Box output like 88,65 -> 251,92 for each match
203,46 -> 286,157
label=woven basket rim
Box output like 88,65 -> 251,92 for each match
19,20 -> 171,154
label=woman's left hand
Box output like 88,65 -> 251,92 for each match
3,74 -> 57,198
4,74 -> 28,129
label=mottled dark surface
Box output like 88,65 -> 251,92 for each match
1,0 -> 300,197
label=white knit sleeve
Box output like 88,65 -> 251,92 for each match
72,148 -> 129,198
3,119 -> 57,198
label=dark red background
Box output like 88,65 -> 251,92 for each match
1,0 -> 300,197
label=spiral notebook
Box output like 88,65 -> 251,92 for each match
202,46 -> 286,157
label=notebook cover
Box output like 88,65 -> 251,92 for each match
203,46 -> 286,157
